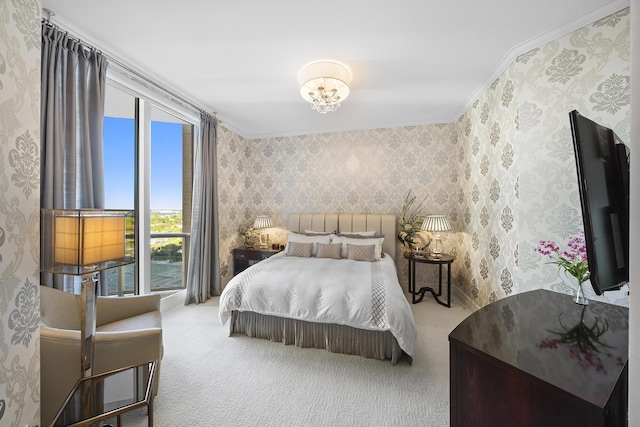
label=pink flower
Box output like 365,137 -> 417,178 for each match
536,233 -> 590,284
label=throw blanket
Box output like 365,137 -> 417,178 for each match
219,252 -> 416,357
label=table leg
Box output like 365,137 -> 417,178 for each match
410,259 -> 417,303
437,264 -> 443,296
446,263 -> 452,307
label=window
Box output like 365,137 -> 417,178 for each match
103,82 -> 195,295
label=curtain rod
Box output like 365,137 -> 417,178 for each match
41,10 -> 218,121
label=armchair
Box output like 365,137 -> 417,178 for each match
40,286 -> 163,427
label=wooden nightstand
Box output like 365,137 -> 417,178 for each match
232,247 -> 281,276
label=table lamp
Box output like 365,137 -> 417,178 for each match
421,214 -> 452,259
253,215 -> 274,248
41,209 -> 135,377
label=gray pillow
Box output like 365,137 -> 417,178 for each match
347,244 -> 376,262
286,241 -> 313,257
316,242 -> 342,259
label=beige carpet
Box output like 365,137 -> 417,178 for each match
110,291 -> 471,427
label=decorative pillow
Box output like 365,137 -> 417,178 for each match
316,242 -> 342,259
286,232 -> 332,256
338,230 -> 377,237
331,235 -> 384,260
347,244 -> 376,262
286,241 -> 313,257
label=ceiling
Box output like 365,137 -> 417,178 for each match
42,0 -> 628,139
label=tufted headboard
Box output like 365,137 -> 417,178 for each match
287,213 -> 397,260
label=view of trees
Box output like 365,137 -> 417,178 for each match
151,211 -> 183,262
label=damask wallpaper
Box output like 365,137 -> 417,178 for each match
216,123 -> 460,287
0,0 -> 42,425
216,7 -> 631,310
456,7 -> 630,307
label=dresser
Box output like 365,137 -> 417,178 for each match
449,289 -> 628,427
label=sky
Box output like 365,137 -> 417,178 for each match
104,117 -> 184,210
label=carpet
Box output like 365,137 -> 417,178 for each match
110,292 -> 471,427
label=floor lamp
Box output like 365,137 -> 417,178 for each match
41,209 -> 135,378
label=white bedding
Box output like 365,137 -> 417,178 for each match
219,251 -> 417,357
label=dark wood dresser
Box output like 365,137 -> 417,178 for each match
449,289 -> 628,427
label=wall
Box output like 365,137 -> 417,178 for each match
217,123 -> 460,287
0,0 -> 41,425
217,8 -> 631,310
456,7 -> 630,307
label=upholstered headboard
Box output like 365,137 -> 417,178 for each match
287,213 -> 397,260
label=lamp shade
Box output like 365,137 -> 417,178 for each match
421,215 -> 452,233
253,215 -> 274,230
41,209 -> 135,275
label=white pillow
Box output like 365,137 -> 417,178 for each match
338,230 -> 376,237
331,235 -> 384,260
286,232 -> 332,256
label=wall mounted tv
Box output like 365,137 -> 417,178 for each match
569,110 -> 629,295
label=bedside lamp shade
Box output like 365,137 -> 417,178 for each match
421,215 -> 452,233
421,215 -> 452,259
253,215 -> 274,230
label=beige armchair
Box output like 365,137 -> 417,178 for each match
40,285 -> 163,427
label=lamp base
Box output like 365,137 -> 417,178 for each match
259,233 -> 269,248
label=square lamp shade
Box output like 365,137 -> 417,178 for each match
41,209 -> 135,276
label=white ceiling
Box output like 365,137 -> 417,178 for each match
42,0 -> 629,139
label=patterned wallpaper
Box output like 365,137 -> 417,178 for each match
0,0 -> 41,425
216,123 -> 460,286
455,7 -> 630,307
216,7 -> 631,310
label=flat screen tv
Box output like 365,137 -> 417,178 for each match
569,110 -> 629,295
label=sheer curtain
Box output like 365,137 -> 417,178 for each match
40,22 -> 108,293
185,112 -> 220,304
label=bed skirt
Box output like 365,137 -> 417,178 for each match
230,310 -> 412,365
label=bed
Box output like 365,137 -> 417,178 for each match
219,213 -> 417,364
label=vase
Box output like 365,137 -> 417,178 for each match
574,279 -> 589,305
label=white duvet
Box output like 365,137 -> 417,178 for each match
219,251 -> 417,357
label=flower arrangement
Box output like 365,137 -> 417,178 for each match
536,233 -> 590,304
397,189 -> 430,252
238,224 -> 260,248
535,233 -> 590,284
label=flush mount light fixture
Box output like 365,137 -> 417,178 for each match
298,61 -> 352,114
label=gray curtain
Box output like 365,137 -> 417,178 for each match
185,112 -> 220,304
40,22 -> 108,294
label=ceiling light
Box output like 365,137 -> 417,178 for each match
298,61 -> 351,114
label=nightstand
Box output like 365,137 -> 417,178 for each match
232,247 -> 281,276
407,253 -> 455,307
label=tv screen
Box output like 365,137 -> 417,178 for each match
569,110 -> 629,295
